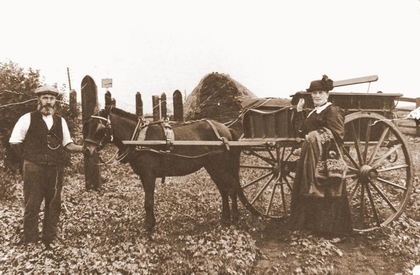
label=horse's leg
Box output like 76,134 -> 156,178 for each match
228,181 -> 239,228
228,129 -> 241,227
205,166 -> 231,226
229,148 -> 241,228
139,172 -> 157,232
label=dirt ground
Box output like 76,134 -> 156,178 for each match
250,219 -> 414,275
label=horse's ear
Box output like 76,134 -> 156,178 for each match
99,108 -> 110,118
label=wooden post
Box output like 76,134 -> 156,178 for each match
81,75 -> 102,190
69,89 -> 78,136
105,91 -> 112,108
416,97 -> 420,137
161,93 -> 167,119
136,92 -> 143,116
173,90 -> 183,121
152,95 -> 159,121
69,89 -> 77,116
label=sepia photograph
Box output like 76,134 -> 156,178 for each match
1,1 -> 419,274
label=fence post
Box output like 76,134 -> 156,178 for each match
152,95 -> 159,121
69,89 -> 78,136
173,90 -> 183,121
81,75 -> 102,190
416,98 -> 420,137
161,93 -> 167,119
105,91 -> 112,108
69,89 -> 77,117
136,92 -> 143,116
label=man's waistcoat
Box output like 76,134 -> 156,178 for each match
23,111 -> 66,165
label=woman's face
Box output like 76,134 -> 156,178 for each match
311,90 -> 329,107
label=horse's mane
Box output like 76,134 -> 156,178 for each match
109,107 -> 138,121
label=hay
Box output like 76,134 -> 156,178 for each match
184,72 -> 257,124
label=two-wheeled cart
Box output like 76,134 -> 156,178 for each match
121,75 -> 413,232
236,76 -> 413,232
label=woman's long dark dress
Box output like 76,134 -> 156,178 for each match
289,103 -> 353,235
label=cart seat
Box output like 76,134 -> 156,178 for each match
242,106 -> 299,139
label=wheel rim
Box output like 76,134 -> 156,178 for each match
343,112 -> 413,232
238,144 -> 299,219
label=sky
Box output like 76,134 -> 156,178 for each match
1,0 -> 420,113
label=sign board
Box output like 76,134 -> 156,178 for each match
101,78 -> 113,88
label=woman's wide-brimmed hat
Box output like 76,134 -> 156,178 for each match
306,75 -> 334,92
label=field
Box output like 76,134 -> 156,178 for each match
0,136 -> 419,274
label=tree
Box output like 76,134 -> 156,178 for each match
0,60 -> 78,171
0,61 -> 41,170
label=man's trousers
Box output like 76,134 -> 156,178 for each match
22,160 -> 64,244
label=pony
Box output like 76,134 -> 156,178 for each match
83,107 -> 240,232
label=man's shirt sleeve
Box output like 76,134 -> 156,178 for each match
61,118 -> 74,146
9,113 -> 31,143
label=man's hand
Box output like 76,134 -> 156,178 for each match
65,143 -> 85,153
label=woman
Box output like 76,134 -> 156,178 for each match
289,75 -> 353,236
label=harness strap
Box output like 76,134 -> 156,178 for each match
205,120 -> 230,151
162,120 -> 174,152
117,117 -> 147,163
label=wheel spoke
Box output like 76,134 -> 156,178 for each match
342,145 -> 360,169
250,174 -> 275,205
345,172 -> 358,179
247,151 -> 275,165
350,120 -> 363,164
377,164 -> 408,173
241,172 -> 272,189
368,180 -> 398,212
365,182 -> 381,227
283,175 -> 293,191
265,183 -> 278,216
367,127 -> 390,165
363,118 -> 373,163
279,183 -> 288,215
360,183 -> 365,225
371,144 -> 402,169
377,177 -> 407,191
348,180 -> 360,203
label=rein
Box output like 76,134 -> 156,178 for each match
88,114 -> 231,164
85,115 -> 119,166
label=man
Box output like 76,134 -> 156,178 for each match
9,85 -> 84,249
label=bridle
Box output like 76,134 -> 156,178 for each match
85,115 -> 113,148
84,115 -> 117,165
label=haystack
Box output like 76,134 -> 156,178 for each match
184,72 -> 257,125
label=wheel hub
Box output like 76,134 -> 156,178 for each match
359,164 -> 378,182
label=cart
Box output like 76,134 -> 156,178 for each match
119,75 -> 413,232
236,76 -> 413,232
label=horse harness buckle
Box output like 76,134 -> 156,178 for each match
163,121 -> 174,153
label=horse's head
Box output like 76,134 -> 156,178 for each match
83,114 -> 112,156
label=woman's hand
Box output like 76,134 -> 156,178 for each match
297,98 -> 305,112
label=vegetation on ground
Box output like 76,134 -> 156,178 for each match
0,138 -> 419,274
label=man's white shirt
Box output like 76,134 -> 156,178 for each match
9,113 -> 73,146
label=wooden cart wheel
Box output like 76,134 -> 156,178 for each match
343,112 -> 413,232
237,142 -> 300,219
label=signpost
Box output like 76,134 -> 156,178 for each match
101,78 -> 113,89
